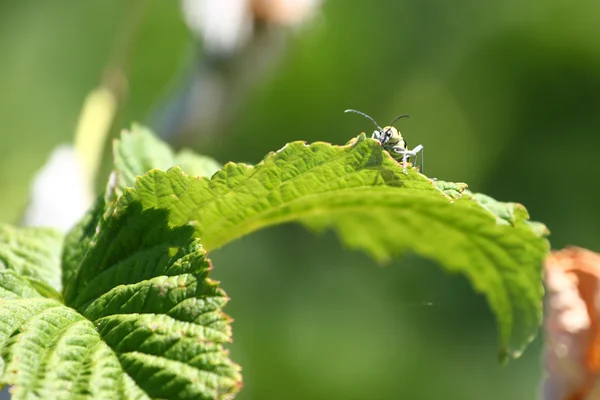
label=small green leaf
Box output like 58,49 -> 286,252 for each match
119,135 -> 548,359
0,224 -> 63,293
114,125 -> 221,195
468,191 -> 551,237
113,124 -> 175,192
175,149 -> 222,178
433,180 -> 468,200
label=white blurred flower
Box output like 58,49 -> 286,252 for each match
22,145 -> 94,231
180,0 -> 322,56
182,0 -> 253,56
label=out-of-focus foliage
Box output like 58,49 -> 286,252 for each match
1,0 -> 599,399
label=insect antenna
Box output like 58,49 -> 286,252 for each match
389,114 -> 410,127
344,109 -> 383,131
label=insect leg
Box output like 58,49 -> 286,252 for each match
389,145 -> 408,174
411,145 -> 424,173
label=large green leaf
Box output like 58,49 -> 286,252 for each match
116,134 -> 548,360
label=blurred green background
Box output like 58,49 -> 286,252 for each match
2,1 -> 600,399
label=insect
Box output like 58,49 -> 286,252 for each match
345,109 -> 424,174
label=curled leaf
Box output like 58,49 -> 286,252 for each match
118,133 -> 549,360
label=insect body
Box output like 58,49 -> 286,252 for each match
345,109 -> 424,174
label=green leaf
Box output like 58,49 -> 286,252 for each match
61,196 -> 106,289
0,224 -> 63,294
468,191 -> 551,237
1,203 -> 241,399
65,199 -> 240,399
175,149 -> 222,179
433,179 -> 468,200
119,134 -> 548,360
114,125 -> 221,195
0,270 -> 150,399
